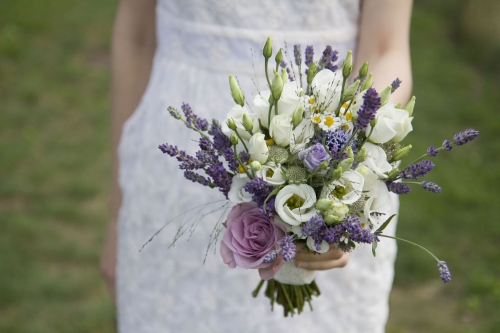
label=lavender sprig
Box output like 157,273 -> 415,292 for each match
453,128 -> 480,146
280,236 -> 297,261
400,160 -> 435,180
355,88 -> 381,132
390,78 -> 402,92
422,181 -> 442,193
438,261 -> 452,283
387,181 -> 411,195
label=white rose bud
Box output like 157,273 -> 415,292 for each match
269,114 -> 293,147
248,132 -> 268,164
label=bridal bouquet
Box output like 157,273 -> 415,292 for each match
158,37 -> 479,316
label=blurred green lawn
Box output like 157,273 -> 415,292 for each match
0,1 -> 499,332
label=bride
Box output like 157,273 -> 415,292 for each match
101,0 -> 413,332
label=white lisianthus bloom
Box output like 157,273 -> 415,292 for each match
309,69 -> 343,113
221,105 -> 259,141
307,237 -> 330,253
269,114 -> 293,147
275,184 -> 317,226
248,132 -> 268,164
253,81 -> 303,128
258,162 -> 287,186
367,103 -> 412,144
227,176 -> 253,204
358,142 -> 392,179
289,118 -> 315,154
362,179 -> 392,229
320,170 -> 364,206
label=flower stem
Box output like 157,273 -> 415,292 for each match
233,144 -> 253,179
377,234 -> 439,262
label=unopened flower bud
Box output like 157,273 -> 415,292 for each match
395,102 -> 402,109
271,71 -> 284,100
346,146 -> 354,159
379,85 -> 392,106
242,113 -> 254,132
404,96 -> 416,116
316,198 -> 334,211
356,147 -> 367,162
227,118 -> 237,131
361,73 -> 373,91
229,75 -> 245,107
230,133 -> 239,145
263,37 -> 272,59
275,48 -> 283,67
392,145 -> 412,161
292,106 -> 303,128
388,168 -> 400,179
331,166 -> 343,180
324,214 -> 339,225
167,106 -> 182,119
281,68 -> 289,83
307,61 -> 317,85
319,161 -> 329,170
359,62 -> 369,78
370,117 -> 377,127
342,50 -> 353,78
338,157 -> 354,171
342,80 -> 360,101
250,161 -> 261,171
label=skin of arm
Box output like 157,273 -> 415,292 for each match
295,0 -> 413,271
100,0 -> 156,301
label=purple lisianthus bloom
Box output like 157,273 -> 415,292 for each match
220,203 -> 287,280
298,143 -> 331,171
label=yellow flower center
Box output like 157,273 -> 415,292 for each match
343,124 -> 349,131
313,115 -> 321,123
266,139 -> 275,146
266,169 -> 274,178
342,102 -> 349,109
309,97 -> 315,104
286,194 -> 305,210
324,116 -> 335,127
237,165 -> 246,173
345,112 -> 352,121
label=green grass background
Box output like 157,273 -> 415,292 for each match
0,1 -> 498,332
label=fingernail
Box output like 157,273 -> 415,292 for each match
296,262 -> 308,269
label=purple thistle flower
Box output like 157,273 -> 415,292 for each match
301,215 -> 326,250
280,236 -> 297,261
305,45 -> 314,67
438,261 -> 452,283
243,178 -> 274,208
293,44 -> 302,66
183,170 -> 211,186
422,181 -> 442,193
453,128 -> 480,146
387,181 -> 411,195
427,146 -> 439,157
442,139 -> 453,151
355,88 -> 381,132
401,160 -> 435,180
391,78 -> 402,93
158,143 -> 178,156
263,250 -> 278,264
317,129 -> 357,159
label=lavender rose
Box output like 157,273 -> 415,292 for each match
298,143 -> 331,171
220,202 -> 287,280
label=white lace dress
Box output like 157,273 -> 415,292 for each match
117,1 -> 399,332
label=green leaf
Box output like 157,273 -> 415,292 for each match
372,240 -> 378,257
376,214 -> 397,233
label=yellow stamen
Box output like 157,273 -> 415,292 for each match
309,97 -> 315,104
345,111 -> 352,121
361,223 -> 366,229
312,106 -> 317,111
266,169 -> 274,178
342,102 -> 349,109
266,139 -> 275,146
343,124 -> 349,131
313,115 -> 321,123
237,165 -> 245,173
324,116 -> 335,127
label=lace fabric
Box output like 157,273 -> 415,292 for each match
116,1 -> 398,332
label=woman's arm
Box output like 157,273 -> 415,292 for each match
100,0 -> 156,301
295,0 -> 413,271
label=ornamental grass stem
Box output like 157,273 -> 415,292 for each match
377,234 -> 440,262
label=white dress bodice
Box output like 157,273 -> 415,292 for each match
117,1 -> 398,332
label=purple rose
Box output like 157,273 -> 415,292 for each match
298,143 -> 331,170
220,202 -> 287,280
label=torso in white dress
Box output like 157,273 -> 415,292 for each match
117,1 -> 399,332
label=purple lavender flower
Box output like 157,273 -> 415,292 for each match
222,147 -> 238,172
206,162 -> 232,198
355,88 -> 381,132
387,181 -> 411,195
293,44 -> 302,66
401,160 -> 435,180
208,119 -> 232,151
263,250 -> 278,264
177,151 -> 204,170
298,143 -> 332,171
158,143 -> 178,156
239,151 -> 251,164
167,106 -> 182,119
243,178 -> 274,208
280,61 -> 294,81
438,261 -> 452,283
324,216 -> 374,251
317,129 -> 357,159
442,139 -> 453,151
453,128 -> 480,146
391,78 -> 402,92
305,45 -> 314,67
183,170 -> 211,186
301,215 -> 326,251
427,146 -> 439,157
280,236 -> 297,261
180,103 -> 209,131
422,181 -> 441,193
318,45 -> 339,71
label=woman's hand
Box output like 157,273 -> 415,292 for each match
294,244 -> 350,271
100,219 -> 118,302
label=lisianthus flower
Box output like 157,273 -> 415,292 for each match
275,184 -> 317,226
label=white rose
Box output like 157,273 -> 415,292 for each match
392,111 -> 413,142
275,184 -> 317,226
253,82 -> 303,129
289,118 -> 315,154
320,170 -> 365,206
221,105 -> 259,141
310,69 -> 343,113
358,143 -> 392,179
367,103 -> 410,144
259,162 -> 286,186
248,133 -> 268,164
269,114 -> 293,147
362,179 -> 392,229
307,237 -> 330,253
227,176 -> 253,204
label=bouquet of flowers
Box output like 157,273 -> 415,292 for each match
157,37 -> 479,316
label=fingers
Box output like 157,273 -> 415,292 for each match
294,247 -> 350,271
295,247 -> 344,262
